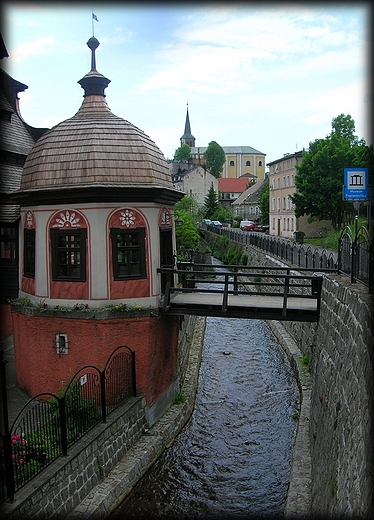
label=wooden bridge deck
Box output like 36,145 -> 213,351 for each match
158,263 -> 328,322
163,291 -> 319,322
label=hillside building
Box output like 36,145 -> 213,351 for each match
231,178 -> 266,221
218,177 -> 251,210
171,163 -> 217,206
267,152 -> 333,239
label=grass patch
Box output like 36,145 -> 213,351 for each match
173,392 -> 186,405
301,354 -> 311,372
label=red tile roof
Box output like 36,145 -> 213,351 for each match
218,177 -> 250,193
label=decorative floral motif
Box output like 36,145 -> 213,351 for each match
119,209 -> 136,227
160,208 -> 171,226
26,210 -> 34,228
53,210 -> 81,228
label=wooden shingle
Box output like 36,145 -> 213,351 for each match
21,96 -> 173,192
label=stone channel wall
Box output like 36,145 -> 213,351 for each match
242,240 -> 374,517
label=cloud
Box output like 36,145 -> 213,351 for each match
10,36 -> 59,63
135,5 -> 366,101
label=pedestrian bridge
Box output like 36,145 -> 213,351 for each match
157,263 -> 332,322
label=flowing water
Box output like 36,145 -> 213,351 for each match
111,263 -> 300,519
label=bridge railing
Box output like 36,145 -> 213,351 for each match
158,264 -> 329,317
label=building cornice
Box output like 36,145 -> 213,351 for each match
10,185 -> 185,206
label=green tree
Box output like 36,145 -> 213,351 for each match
204,141 -> 226,178
203,183 -> 219,218
174,212 -> 200,256
174,195 -> 205,226
291,114 -> 370,231
258,177 -> 269,224
173,143 -> 191,162
211,206 -> 233,225
174,196 -> 203,257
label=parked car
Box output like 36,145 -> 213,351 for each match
240,220 -> 255,230
242,223 -> 259,231
242,223 -> 270,232
212,220 -> 222,227
203,219 -> 212,226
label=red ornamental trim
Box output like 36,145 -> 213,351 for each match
160,208 -> 172,226
26,210 -> 34,228
52,210 -> 82,228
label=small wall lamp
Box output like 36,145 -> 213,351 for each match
175,217 -> 184,227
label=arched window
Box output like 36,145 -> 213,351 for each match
229,160 -> 235,166
246,160 -> 251,166
259,160 -> 263,167
50,209 -> 88,282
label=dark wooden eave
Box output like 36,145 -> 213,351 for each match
10,185 -> 185,206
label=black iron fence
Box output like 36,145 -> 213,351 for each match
0,346 -> 136,503
338,225 -> 373,291
204,224 -> 373,293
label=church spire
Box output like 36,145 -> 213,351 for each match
180,103 -> 195,147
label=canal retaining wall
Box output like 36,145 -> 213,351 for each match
244,241 -> 374,517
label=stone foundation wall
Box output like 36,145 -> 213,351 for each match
2,395 -> 147,519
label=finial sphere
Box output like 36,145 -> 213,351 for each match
87,37 -> 100,51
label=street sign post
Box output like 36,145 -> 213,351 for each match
343,168 -> 369,201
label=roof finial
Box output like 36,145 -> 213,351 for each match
87,36 -> 99,71
78,36 -> 110,97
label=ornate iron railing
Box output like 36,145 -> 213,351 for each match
0,346 -> 136,502
204,225 -> 372,292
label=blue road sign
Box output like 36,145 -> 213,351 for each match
343,168 -> 369,200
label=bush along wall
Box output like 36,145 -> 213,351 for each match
202,231 -> 247,265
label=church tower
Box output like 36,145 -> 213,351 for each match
180,104 -> 195,147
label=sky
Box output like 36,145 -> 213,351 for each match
1,2 -> 372,164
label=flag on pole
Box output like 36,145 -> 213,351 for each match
92,13 -> 99,22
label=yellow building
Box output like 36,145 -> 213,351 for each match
180,106 -> 266,181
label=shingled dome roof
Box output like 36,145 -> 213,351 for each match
18,37 -> 176,203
